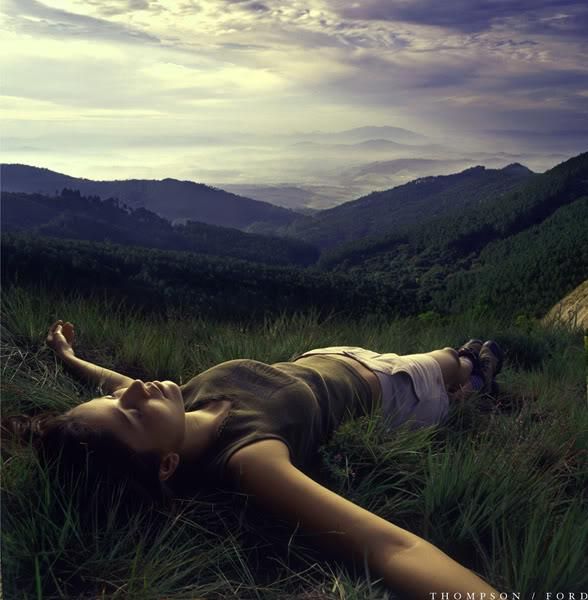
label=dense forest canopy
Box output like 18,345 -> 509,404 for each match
1,233 -> 408,321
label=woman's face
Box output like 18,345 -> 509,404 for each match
68,380 -> 186,455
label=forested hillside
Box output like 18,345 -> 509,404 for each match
0,164 -> 299,230
317,152 -> 588,316
0,190 -> 319,267
430,195 -> 588,317
1,234 -> 406,321
257,163 -> 534,250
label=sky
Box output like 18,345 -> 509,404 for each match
1,0 -> 587,207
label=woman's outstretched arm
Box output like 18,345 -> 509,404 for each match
46,320 -> 134,394
227,439 -> 499,600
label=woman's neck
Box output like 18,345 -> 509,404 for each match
178,401 -> 231,462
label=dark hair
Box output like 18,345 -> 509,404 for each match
2,412 -> 170,520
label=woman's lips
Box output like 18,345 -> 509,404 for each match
151,381 -> 166,397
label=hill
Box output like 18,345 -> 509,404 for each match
0,190 -> 319,268
2,154 -> 585,322
0,164 -> 300,231
432,195 -> 588,318
265,163 -> 535,250
318,152 -> 588,318
296,125 -> 428,144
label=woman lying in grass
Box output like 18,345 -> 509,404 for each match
7,319 -> 504,599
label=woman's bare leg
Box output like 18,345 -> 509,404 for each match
425,348 -> 475,402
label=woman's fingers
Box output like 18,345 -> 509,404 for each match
46,320 -> 76,356
48,321 -> 74,340
50,320 -> 74,331
62,323 -> 75,342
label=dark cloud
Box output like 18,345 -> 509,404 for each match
127,0 -> 149,9
224,0 -> 270,12
4,0 -> 160,42
515,7 -> 588,36
220,42 -> 269,50
177,1 -> 201,14
486,128 -> 588,141
247,2 -> 270,12
335,0 -> 587,35
436,103 -> 588,154
481,68 -> 588,95
291,36 -> 587,157
482,127 -> 588,155
75,0 -> 153,17
325,52 -> 483,97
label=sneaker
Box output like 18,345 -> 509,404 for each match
477,340 -> 504,394
456,338 -> 483,371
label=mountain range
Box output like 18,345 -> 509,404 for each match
1,162 -> 535,254
249,163 -> 536,250
1,152 -> 586,321
0,164 -> 299,231
0,189 -> 319,267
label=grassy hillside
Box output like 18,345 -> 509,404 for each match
1,285 -> 586,598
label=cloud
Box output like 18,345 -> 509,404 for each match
224,0 -> 271,12
245,2 -> 271,12
2,0 -> 586,187
89,0 -> 151,17
3,0 -> 160,43
220,42 -> 269,50
334,0 -> 588,36
174,1 -> 202,15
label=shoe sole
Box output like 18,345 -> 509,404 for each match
481,340 -> 504,375
457,339 -> 484,371
457,339 -> 483,353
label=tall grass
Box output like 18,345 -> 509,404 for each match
1,284 -> 586,599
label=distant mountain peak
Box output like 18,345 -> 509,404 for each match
501,162 -> 534,175
410,165 -> 484,185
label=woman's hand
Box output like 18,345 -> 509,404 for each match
46,320 -> 76,357
45,322 -> 134,391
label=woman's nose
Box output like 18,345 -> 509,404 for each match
119,380 -> 149,407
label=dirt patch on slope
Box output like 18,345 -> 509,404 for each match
541,280 -> 588,331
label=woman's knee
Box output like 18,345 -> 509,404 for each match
432,347 -> 460,367
428,348 -> 461,387
443,347 -> 459,362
